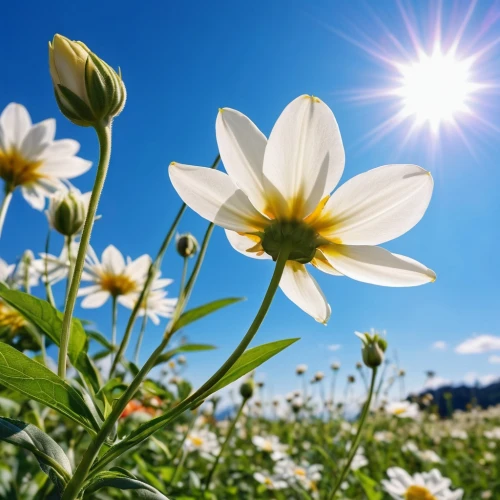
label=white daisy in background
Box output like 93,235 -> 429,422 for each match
274,459 -> 322,494
34,241 -> 80,286
382,467 -> 464,500
415,449 -> 443,464
0,258 -> 15,283
450,429 -> 468,441
252,434 -> 288,460
484,427 -> 500,440
0,103 -> 91,236
78,245 -> 151,308
119,278 -> 178,325
349,446 -> 368,470
373,430 -> 394,443
253,472 -> 288,490
169,95 -> 435,324
183,429 -> 220,456
386,401 -> 420,419
12,250 -> 40,290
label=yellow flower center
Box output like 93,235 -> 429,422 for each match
262,441 -> 273,452
99,273 -> 137,297
191,436 -> 204,447
294,468 -> 306,477
0,148 -> 43,190
405,485 -> 437,500
0,302 -> 26,334
264,477 -> 273,486
393,408 -> 407,415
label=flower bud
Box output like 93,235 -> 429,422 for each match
296,364 -> 307,375
330,362 -> 340,371
176,233 -> 199,258
46,189 -> 90,237
355,331 -> 388,369
240,379 -> 254,400
49,34 -> 126,127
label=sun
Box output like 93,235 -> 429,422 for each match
396,49 -> 473,132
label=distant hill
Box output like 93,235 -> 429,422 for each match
415,380 -> 500,416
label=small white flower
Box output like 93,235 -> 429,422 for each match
382,467 -> 463,500
386,401 -> 420,419
450,429 -> 468,440
78,245 -> 151,308
252,434 -> 288,457
0,103 -> 91,210
274,459 -> 322,494
183,429 -> 220,456
34,241 -> 79,286
169,95 -> 435,324
0,258 -> 15,283
374,430 -> 394,443
253,472 -> 288,490
484,427 -> 500,440
12,251 -> 40,289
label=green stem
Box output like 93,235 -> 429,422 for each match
65,236 -> 74,305
61,223 -> 214,500
108,154 -> 220,378
170,449 -> 187,486
43,230 -> 56,308
0,189 -> 13,239
58,123 -> 112,379
90,241 -> 292,474
111,295 -> 118,349
204,396 -> 247,492
133,311 -> 148,366
23,253 -> 31,295
328,367 -> 378,500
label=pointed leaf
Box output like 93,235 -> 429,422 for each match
153,344 -> 216,368
0,343 -> 100,434
0,417 -> 72,490
173,297 -> 244,332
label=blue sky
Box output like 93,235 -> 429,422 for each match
1,0 -> 500,400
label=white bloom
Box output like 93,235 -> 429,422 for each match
382,467 -> 463,500
0,258 -> 15,283
252,434 -> 288,458
416,449 -> 442,464
350,447 -> 368,470
253,472 -> 287,490
386,401 -> 420,419
374,430 -> 394,443
484,427 -> 500,440
169,95 -> 435,323
0,103 -> 91,210
118,279 -> 177,325
12,251 -> 40,289
34,241 -> 79,286
183,429 -> 220,456
274,459 -> 322,493
450,429 -> 468,440
78,245 -> 151,308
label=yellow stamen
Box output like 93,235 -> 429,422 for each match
405,485 -> 437,500
0,148 -> 43,190
304,195 -> 330,226
0,301 -> 27,334
99,274 -> 137,297
294,468 -> 306,477
393,408 -> 406,415
190,436 -> 204,447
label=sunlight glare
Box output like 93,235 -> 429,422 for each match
397,50 -> 472,132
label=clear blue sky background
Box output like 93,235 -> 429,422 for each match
1,0 -> 499,399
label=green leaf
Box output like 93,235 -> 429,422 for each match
84,471 -> 169,499
354,470 -> 383,500
153,343 -> 216,368
0,343 -> 100,435
0,285 -> 87,368
0,417 -> 72,490
196,338 -> 300,402
86,330 -> 112,350
172,297 -> 244,332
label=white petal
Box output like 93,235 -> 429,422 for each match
316,164 -> 433,245
77,284 -> 102,297
39,156 -> 92,179
102,245 -> 125,275
41,139 -> 80,159
280,262 -> 331,324
169,162 -> 269,232
310,249 -> 343,276
262,95 -> 345,219
321,244 -> 436,287
20,119 -> 56,160
216,108 -> 268,212
127,254 -> 152,279
21,185 -> 46,210
0,103 -> 32,148
224,230 -> 271,260
80,291 -> 110,308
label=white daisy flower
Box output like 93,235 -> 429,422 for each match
252,434 -> 288,457
386,401 -> 420,419
374,430 -> 394,443
0,258 -> 15,283
183,429 -> 220,456
77,245 -> 151,308
0,103 -> 91,215
274,459 -> 322,494
253,472 -> 288,490
350,446 -> 368,470
169,95 -> 435,324
382,467 -> 464,500
484,427 -> 500,440
34,241 -> 79,286
12,250 -> 40,290
450,429 -> 468,440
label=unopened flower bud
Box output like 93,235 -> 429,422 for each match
176,233 -> 198,258
356,362 -> 363,370
240,379 -> 254,400
348,375 -> 356,384
355,331 -> 388,369
296,364 -> 308,375
46,189 -> 90,237
331,362 -> 340,371
314,371 -> 325,382
49,34 -> 126,127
